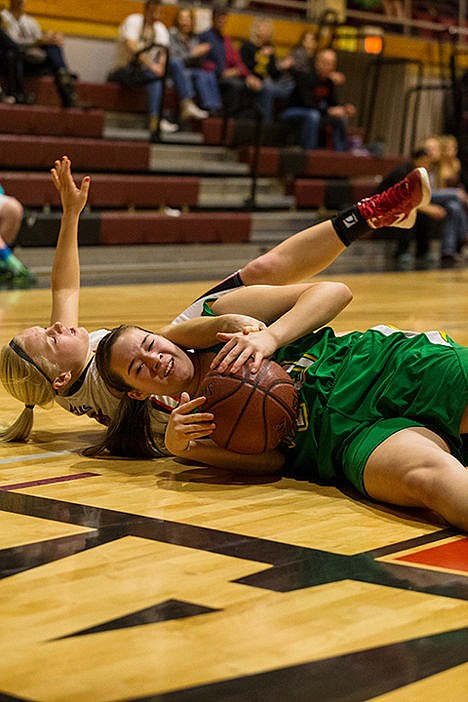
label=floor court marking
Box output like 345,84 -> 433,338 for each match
0,450 -> 72,465
0,472 -> 100,491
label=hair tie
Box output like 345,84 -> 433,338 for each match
25,404 -> 35,410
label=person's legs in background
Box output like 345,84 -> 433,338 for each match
24,44 -> 80,108
218,77 -> 249,116
281,106 -> 321,150
431,192 -> 468,266
167,58 -> 208,122
189,68 -> 222,113
0,192 -> 36,288
254,79 -> 292,125
328,115 -> 349,152
145,77 -> 177,139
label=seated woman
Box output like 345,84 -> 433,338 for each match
108,0 -> 208,141
169,7 -> 222,115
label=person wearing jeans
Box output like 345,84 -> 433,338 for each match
110,0 -> 208,140
281,48 -> 355,151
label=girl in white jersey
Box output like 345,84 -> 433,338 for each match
0,157 -> 270,450
0,157 -> 430,449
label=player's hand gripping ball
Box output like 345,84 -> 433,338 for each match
201,358 -> 298,454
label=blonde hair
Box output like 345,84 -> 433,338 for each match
0,339 -> 56,442
250,17 -> 274,44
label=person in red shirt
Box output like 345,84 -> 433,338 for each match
198,4 -> 262,117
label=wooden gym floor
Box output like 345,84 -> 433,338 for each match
0,269 -> 467,702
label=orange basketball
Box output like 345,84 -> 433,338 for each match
200,358 -> 298,454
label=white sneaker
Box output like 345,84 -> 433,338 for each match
160,118 -> 179,134
180,101 -> 209,121
163,206 -> 181,217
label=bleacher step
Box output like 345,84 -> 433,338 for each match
104,124 -> 204,146
149,147 -> 248,175
16,237 -> 419,288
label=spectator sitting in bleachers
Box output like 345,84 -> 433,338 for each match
377,148 -> 438,271
0,185 -> 35,288
169,7 -> 222,116
287,30 -> 317,75
437,134 -> 467,194
239,17 -> 294,125
198,3 -> 263,119
109,0 -> 208,141
282,30 -> 346,86
0,23 -> 26,102
423,135 -> 468,267
0,0 -> 81,108
280,48 -> 356,152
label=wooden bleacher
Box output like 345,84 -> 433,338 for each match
0,1 -> 463,262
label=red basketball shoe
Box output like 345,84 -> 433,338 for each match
357,167 -> 431,230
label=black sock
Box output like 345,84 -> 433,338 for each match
332,205 -> 370,246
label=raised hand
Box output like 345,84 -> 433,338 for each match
50,155 -> 90,215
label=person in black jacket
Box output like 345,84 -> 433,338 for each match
240,17 -> 294,124
281,48 -> 355,151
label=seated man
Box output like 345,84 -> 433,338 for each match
1,0 -> 80,107
281,48 -> 355,151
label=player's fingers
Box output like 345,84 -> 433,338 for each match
182,411 -> 214,424
250,351 -> 264,373
176,394 -> 205,413
228,347 -> 255,373
80,175 -> 91,196
210,343 -> 235,368
188,426 -> 215,438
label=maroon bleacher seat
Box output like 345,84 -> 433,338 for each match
0,104 -> 104,138
0,172 -> 201,209
99,212 -> 251,245
304,151 -> 405,178
24,76 -> 178,114
0,135 -> 150,171
293,176 -> 379,209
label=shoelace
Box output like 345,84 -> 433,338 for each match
359,178 -> 410,219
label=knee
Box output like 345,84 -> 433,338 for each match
401,459 -> 453,512
304,110 -> 321,127
2,196 -> 23,224
240,250 -> 280,285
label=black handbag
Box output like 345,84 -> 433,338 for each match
107,60 -> 151,87
107,43 -> 166,87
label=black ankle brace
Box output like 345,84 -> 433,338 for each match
332,205 -> 369,246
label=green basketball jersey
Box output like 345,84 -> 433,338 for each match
274,325 -> 468,493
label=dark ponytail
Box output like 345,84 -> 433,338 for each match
83,393 -> 168,458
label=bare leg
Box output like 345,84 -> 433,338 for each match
0,195 -> 35,286
363,427 -> 468,532
240,167 -> 430,286
240,220 -> 345,285
0,195 -> 23,247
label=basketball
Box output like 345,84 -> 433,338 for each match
200,358 -> 298,454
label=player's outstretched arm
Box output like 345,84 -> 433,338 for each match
157,314 -> 265,349
49,156 -> 90,327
